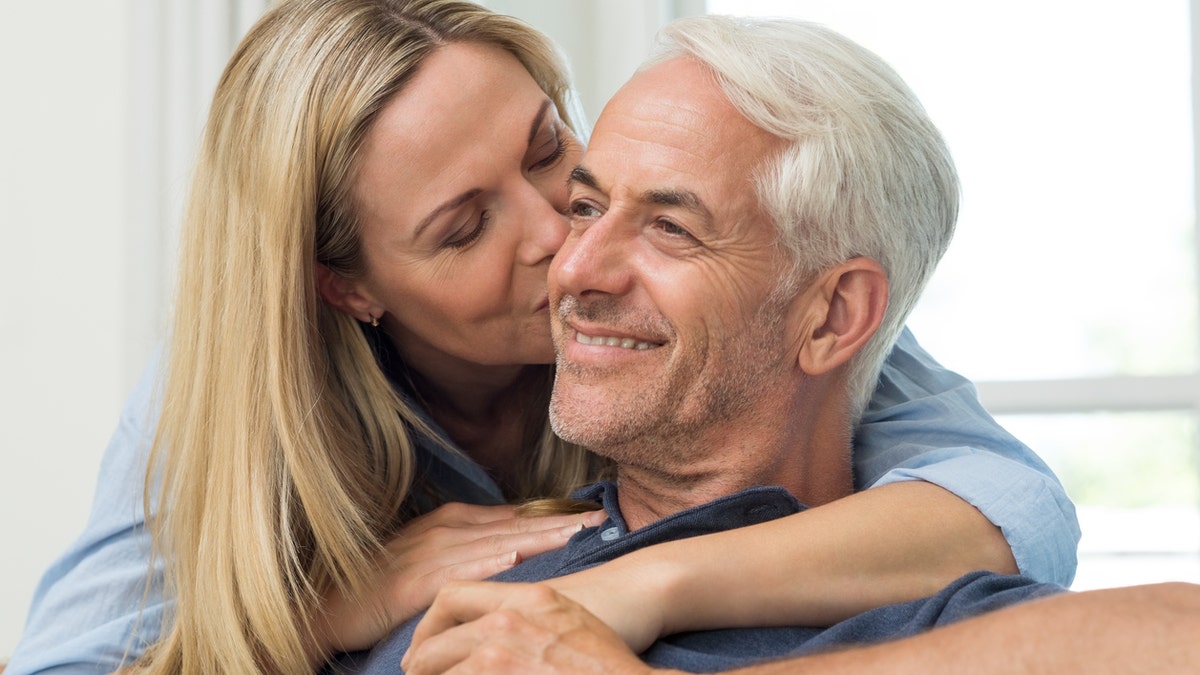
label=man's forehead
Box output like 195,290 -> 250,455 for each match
579,57 -> 781,209
595,57 -> 738,151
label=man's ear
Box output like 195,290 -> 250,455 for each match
316,263 -> 384,324
794,257 -> 888,377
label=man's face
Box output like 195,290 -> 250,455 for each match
548,56 -> 798,468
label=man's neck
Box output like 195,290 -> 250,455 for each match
611,388 -> 855,531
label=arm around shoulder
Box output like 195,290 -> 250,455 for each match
855,327 -> 1080,585
542,330 -> 1070,645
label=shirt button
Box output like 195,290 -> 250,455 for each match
599,526 -> 620,541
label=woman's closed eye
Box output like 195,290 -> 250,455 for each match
445,211 -> 490,249
529,134 -> 568,172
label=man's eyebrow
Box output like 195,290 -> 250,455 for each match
569,166 -> 713,224
643,188 -> 712,221
414,188 -> 483,239
568,165 -> 601,191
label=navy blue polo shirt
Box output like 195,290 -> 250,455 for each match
341,481 -> 1065,673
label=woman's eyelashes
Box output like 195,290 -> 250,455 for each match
530,128 -> 568,171
531,138 -> 566,171
439,126 -> 569,251
445,211 -> 490,249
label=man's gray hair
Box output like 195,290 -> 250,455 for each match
646,15 -> 959,418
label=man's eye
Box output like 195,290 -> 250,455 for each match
657,219 -> 694,239
569,201 -> 602,218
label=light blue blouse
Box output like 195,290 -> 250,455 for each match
5,329 -> 1079,674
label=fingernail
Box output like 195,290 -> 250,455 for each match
560,521 -> 585,538
500,550 -> 519,567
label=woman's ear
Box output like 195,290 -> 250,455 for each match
316,263 -> 384,324
795,257 -> 888,376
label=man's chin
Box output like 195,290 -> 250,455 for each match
550,400 -> 639,451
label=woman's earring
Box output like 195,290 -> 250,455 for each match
370,314 -> 379,328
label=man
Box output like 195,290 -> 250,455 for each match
352,14 -> 1200,674
337,14 -> 1060,674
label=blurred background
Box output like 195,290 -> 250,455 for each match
2,0 -> 1197,661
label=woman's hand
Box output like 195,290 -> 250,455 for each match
403,581 -> 665,675
309,503 -> 605,662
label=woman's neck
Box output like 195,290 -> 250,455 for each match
383,337 -> 549,494
425,367 -> 548,495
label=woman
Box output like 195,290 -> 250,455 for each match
6,1 -> 1077,674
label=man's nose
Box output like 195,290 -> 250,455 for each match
551,211 -> 634,300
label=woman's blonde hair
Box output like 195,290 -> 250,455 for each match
143,1 -> 595,672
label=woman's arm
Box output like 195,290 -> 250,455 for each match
857,327 -> 1080,584
402,581 -> 1200,675
544,328 -> 1078,649
6,350 -> 601,674
546,481 -> 1014,650
5,353 -> 168,675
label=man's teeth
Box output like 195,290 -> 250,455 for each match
576,332 -> 656,350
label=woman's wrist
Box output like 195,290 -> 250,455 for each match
548,548 -> 690,650
617,548 -> 690,637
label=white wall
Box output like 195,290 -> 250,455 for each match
488,0 -> 669,126
487,0 -> 705,126
0,0 -> 137,660
0,0 -> 267,660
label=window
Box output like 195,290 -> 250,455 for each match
707,0 -> 1200,588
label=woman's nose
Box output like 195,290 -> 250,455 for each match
516,186 -> 569,267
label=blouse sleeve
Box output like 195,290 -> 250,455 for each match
6,351 -> 167,675
854,328 -> 1081,587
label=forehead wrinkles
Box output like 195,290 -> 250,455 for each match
585,125 -> 757,225
592,66 -> 780,204
604,94 -> 748,167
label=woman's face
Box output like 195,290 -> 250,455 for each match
347,42 -> 582,374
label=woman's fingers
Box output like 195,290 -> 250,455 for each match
316,505 -> 606,656
391,510 -> 605,606
387,509 -> 606,572
393,504 -> 605,554
398,503 -> 522,538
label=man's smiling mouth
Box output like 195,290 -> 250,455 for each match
574,331 -> 661,350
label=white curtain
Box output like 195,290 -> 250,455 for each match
125,0 -> 268,380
